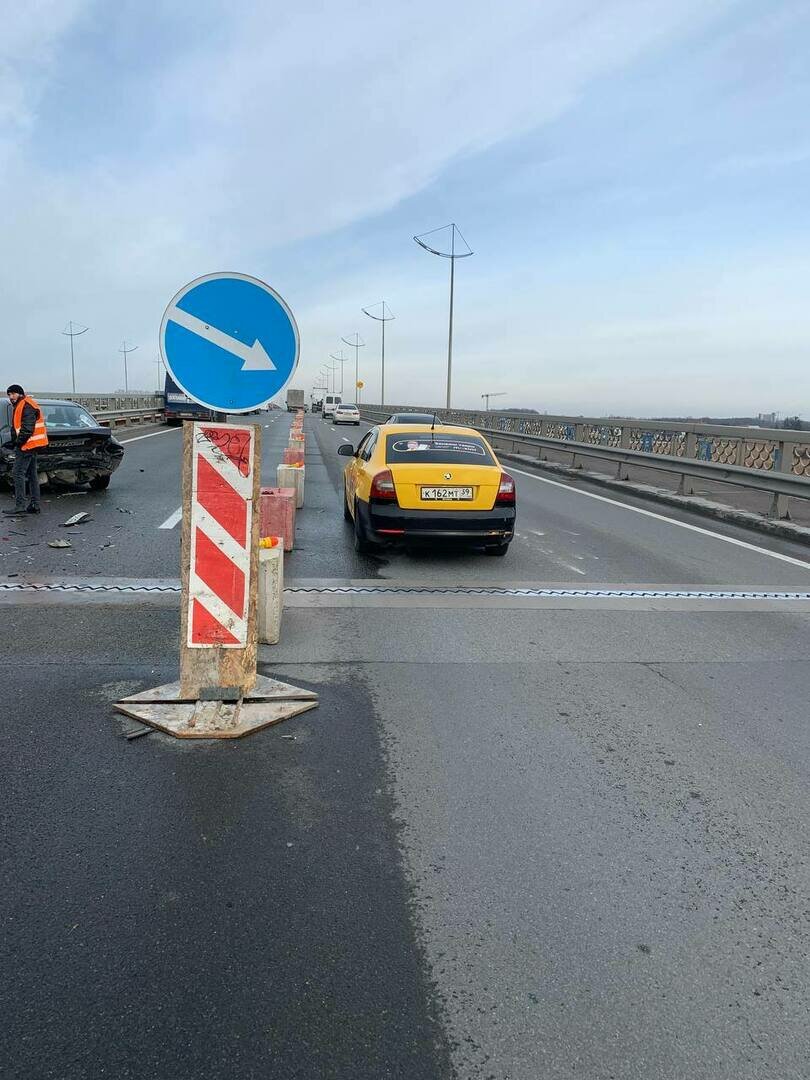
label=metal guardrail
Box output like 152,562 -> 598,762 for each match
34,393 -> 165,429
94,407 -> 165,427
359,405 -> 810,518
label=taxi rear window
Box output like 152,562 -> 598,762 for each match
385,433 -> 494,465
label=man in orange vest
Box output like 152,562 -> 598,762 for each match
4,384 -> 48,516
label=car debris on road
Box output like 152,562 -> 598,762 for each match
62,512 -> 91,527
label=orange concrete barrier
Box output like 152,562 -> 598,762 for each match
259,486 -> 296,551
283,447 -> 304,465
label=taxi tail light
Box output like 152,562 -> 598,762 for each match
370,469 -> 398,502
495,472 -> 516,505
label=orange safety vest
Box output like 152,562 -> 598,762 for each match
13,396 -> 49,452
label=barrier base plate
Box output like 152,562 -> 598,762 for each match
114,675 -> 318,739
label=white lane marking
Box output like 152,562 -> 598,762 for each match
341,437 -> 350,443
518,529 -> 587,576
553,559 -> 586,575
159,507 -> 182,530
509,467 -> 810,571
119,427 -> 180,444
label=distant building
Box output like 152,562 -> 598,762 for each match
757,412 -> 777,425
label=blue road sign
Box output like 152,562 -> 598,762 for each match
159,272 -> 300,413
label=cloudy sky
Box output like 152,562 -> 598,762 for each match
2,0 -> 808,416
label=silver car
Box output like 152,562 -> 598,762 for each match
334,403 -> 361,426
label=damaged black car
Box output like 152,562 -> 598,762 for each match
1,398 -> 125,490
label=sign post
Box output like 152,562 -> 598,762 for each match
179,420 -> 260,698
114,272 -> 317,738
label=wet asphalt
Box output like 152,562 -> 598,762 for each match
1,610 -> 454,1080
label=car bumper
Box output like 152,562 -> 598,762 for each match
359,500 -> 516,543
0,445 -> 124,486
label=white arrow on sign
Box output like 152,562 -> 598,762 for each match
168,306 -> 276,372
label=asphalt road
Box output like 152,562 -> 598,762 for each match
4,411 -> 809,586
3,412 -> 810,1079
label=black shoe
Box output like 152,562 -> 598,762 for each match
3,508 -> 28,516
27,506 -> 41,514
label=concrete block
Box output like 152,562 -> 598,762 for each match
277,463 -> 304,508
260,486 -> 296,551
283,447 -> 305,466
258,541 -> 284,645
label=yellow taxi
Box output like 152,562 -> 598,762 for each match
337,424 -> 516,555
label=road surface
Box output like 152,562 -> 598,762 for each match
3,412 -> 809,1079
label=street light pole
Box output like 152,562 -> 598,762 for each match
341,333 -> 365,402
414,224 -> 473,409
361,302 -> 395,406
61,321 -> 89,394
330,351 -> 349,395
119,340 -> 138,393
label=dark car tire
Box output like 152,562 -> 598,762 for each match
89,475 -> 112,491
485,542 -> 510,556
353,500 -> 373,553
343,483 -> 352,521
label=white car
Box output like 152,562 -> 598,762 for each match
334,403 -> 360,425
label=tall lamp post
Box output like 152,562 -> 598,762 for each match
119,340 -> 138,392
414,223 -> 473,409
61,321 -> 89,394
341,332 -> 365,403
330,351 -> 349,395
362,302 -> 395,406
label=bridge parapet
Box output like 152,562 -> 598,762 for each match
33,391 -> 165,428
360,405 -> 810,479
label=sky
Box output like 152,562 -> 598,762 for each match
1,0 -> 809,417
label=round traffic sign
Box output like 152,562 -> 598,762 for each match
160,272 -> 300,414
356,380 -> 364,389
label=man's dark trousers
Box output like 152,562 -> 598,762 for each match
12,449 -> 40,510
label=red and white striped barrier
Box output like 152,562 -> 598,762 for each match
188,422 -> 256,648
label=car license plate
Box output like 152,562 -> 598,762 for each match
421,486 -> 474,501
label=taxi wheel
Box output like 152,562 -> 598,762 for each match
485,542 -> 510,557
353,501 -> 372,553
